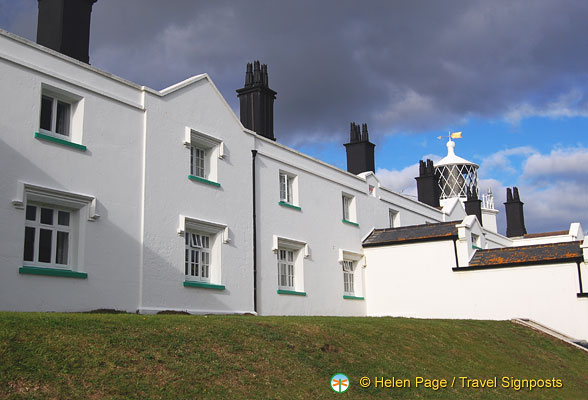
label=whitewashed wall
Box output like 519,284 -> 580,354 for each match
0,31 -> 143,312
365,241 -> 588,340
252,136 -> 449,316
139,76 -> 255,314
5,29 -> 581,330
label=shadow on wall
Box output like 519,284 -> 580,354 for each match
0,137 -> 237,313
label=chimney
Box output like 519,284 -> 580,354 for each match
415,159 -> 440,207
236,61 -> 277,140
504,187 -> 527,237
36,0 -> 98,64
464,186 -> 482,224
344,122 -> 376,174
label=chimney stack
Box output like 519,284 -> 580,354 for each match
344,122 -> 376,174
464,185 -> 482,224
36,0 -> 98,64
236,61 -> 277,141
504,187 -> 527,237
415,159 -> 440,207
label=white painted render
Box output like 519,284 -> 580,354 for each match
364,240 -> 588,339
139,76 -> 256,314
1,29 -> 586,341
0,31 -> 143,312
0,30 -> 447,316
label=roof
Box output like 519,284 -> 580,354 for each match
468,241 -> 583,268
363,221 -> 460,247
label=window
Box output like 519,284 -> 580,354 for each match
273,235 -> 308,295
279,173 -> 294,203
179,215 -> 227,289
342,260 -> 355,295
36,85 -> 85,150
278,171 -> 300,210
339,249 -> 364,299
342,196 -> 351,221
40,95 -> 70,137
277,249 -> 295,289
14,182 -> 98,278
471,233 -> 481,249
185,129 -> 223,186
341,193 -> 357,225
184,231 -> 211,282
24,205 -> 72,267
389,208 -> 400,228
190,146 -> 206,178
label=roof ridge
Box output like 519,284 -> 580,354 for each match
373,220 -> 460,233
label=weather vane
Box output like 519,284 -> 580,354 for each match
437,131 -> 462,140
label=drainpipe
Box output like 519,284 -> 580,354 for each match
252,150 -> 258,313
578,261 -> 584,294
453,239 -> 459,269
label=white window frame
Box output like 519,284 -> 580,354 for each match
13,182 -> 98,273
184,231 -> 212,282
342,260 -> 355,296
39,84 -> 84,143
190,146 -> 206,178
279,171 -> 297,205
342,195 -> 350,221
338,249 -> 364,298
277,248 -> 295,290
272,235 -> 308,292
40,95 -> 70,136
178,216 -> 228,284
184,128 -> 223,183
471,233 -> 481,248
24,204 -> 73,268
389,208 -> 400,228
341,192 -> 356,222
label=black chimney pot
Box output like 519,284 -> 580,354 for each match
415,159 -> 440,207
236,60 -> 277,141
36,0 -> 97,64
504,186 -> 527,237
464,186 -> 482,224
344,122 -> 376,174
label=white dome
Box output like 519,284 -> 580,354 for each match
434,139 -> 479,200
435,139 -> 478,167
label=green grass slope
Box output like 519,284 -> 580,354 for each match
0,313 -> 587,399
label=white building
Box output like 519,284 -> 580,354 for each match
1,1 -> 586,341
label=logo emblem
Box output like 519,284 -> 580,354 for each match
331,373 -> 350,393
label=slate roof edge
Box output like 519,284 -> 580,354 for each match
474,240 -> 582,254
453,257 -> 583,272
362,234 -> 458,248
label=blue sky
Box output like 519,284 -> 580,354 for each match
2,0 -> 587,235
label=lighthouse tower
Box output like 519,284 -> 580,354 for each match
435,138 -> 479,205
434,138 -> 498,232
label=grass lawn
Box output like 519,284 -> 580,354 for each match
0,312 -> 587,399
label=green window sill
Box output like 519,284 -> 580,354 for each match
35,132 -> 87,151
278,201 -> 302,211
343,295 -> 364,300
183,281 -> 225,290
472,245 -> 482,250
188,175 -> 221,187
20,266 -> 87,279
277,289 -> 306,296
342,219 -> 359,227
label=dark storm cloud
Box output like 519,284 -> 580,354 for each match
5,0 -> 588,145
